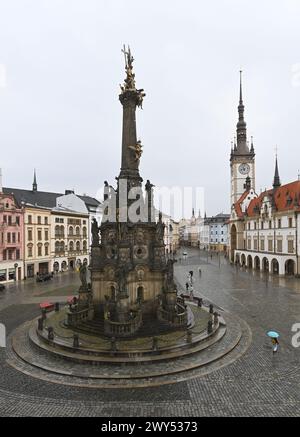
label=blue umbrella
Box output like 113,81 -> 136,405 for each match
267,331 -> 280,338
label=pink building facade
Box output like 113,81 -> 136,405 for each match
0,192 -> 24,282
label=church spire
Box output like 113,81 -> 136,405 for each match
32,168 -> 37,192
273,154 -> 281,190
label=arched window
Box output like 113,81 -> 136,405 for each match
83,240 -> 87,252
137,286 -> 144,302
76,226 -> 80,236
69,226 -> 73,236
55,241 -> 60,254
76,241 -> 80,252
55,225 -> 60,237
69,241 -> 74,252
60,225 -> 64,238
83,227 -> 87,238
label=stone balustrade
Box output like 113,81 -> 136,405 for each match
66,307 -> 90,326
104,311 -> 142,338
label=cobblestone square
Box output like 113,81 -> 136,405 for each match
0,249 -> 299,417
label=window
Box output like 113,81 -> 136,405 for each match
28,245 -> 33,257
3,215 -> 7,223
83,240 -> 87,252
69,226 -> 74,236
69,241 -> 74,252
7,233 -> 11,243
8,216 -> 12,226
269,220 -> 272,229
260,239 -> 265,251
12,233 -> 16,243
45,245 -> 49,256
268,240 -> 273,252
277,240 -> 283,253
16,217 -> 20,226
76,241 -> 80,252
288,240 -> 294,254
76,226 -> 80,236
37,216 -> 41,225
83,227 -> 87,238
254,239 -> 258,251
254,222 -> 257,230
278,219 -> 282,229
28,215 -> 32,224
18,233 -> 20,243
248,223 -> 251,230
8,250 -> 13,260
45,230 -> 49,241
248,239 -> 251,250
44,217 -> 48,225
37,229 -> 42,241
289,218 -> 293,228
55,241 -> 60,254
37,244 -> 42,257
16,249 -> 20,260
28,229 -> 33,241
3,250 -> 6,260
261,222 -> 264,230
55,218 -> 60,223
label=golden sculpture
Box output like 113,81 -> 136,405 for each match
128,140 -> 143,161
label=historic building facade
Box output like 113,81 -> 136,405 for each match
24,205 -> 52,278
3,172 -> 100,278
203,213 -> 230,252
51,207 -> 89,273
0,175 -> 24,283
228,75 -> 300,276
179,210 -> 202,247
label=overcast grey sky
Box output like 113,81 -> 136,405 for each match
0,0 -> 300,217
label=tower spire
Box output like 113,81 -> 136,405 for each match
235,70 -> 249,154
32,168 -> 37,192
273,152 -> 281,190
239,70 -> 243,105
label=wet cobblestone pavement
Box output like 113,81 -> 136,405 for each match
0,250 -> 300,416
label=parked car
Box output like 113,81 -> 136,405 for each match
36,273 -> 52,283
0,284 -> 5,291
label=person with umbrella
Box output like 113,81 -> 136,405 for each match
267,331 -> 280,354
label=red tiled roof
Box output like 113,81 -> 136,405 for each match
247,181 -> 300,217
234,190 -> 250,218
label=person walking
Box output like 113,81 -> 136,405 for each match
198,267 -> 202,277
185,282 -> 189,294
272,337 -> 279,354
189,285 -> 194,300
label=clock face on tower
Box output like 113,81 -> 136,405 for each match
239,163 -> 250,175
